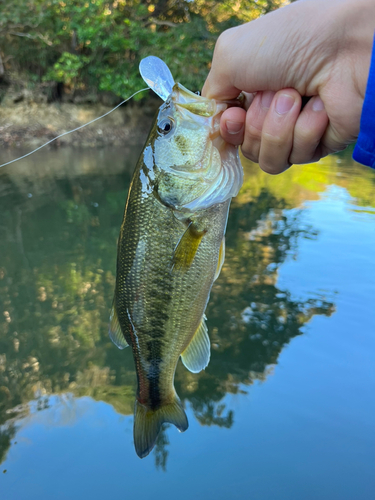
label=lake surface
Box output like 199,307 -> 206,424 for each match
0,144 -> 374,500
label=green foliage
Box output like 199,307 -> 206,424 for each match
45,52 -> 90,86
0,0 -> 287,98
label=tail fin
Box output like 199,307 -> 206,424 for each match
134,396 -> 188,459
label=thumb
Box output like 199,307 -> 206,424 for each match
202,0 -> 336,100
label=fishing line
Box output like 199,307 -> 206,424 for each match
0,87 -> 150,169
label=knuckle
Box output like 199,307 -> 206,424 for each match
245,124 -> 262,141
215,29 -> 235,56
310,151 -> 324,163
260,151 -> 290,174
260,162 -> 290,175
290,133 -> 321,164
242,150 -> 259,164
293,121 -> 324,151
290,142 -> 319,164
289,152 -> 310,165
262,132 -> 285,149
295,127 -> 317,145
320,144 -> 336,157
214,33 -> 225,56
260,163 -> 283,175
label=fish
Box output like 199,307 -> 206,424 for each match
109,57 -> 243,458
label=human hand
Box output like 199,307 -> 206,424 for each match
203,0 -> 375,174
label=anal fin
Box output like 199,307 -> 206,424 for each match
172,222 -> 206,272
181,316 -> 210,373
109,302 -> 129,349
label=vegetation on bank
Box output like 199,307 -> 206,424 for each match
0,0 -> 287,103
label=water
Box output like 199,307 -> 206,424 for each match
0,144 -> 374,499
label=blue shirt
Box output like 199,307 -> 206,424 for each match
353,34 -> 375,168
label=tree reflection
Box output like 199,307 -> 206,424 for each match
175,193 -> 334,421
154,425 -> 170,472
0,423 -> 16,466
1,150 -> 363,469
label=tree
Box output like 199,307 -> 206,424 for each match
0,0 -> 287,99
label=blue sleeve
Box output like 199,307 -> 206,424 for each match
353,33 -> 375,168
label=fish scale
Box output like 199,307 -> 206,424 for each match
116,162 -> 228,384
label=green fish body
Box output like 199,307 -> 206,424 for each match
109,80 -> 243,458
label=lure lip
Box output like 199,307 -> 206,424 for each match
139,56 -> 175,102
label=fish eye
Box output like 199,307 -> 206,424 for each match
158,118 -> 174,136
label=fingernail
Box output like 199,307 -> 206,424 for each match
226,120 -> 243,135
261,91 -> 274,109
312,96 -> 325,111
275,94 -> 295,115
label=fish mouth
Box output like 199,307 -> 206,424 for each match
172,83 -> 218,117
172,83 -> 245,118
152,83 -> 243,212
172,84 -> 244,140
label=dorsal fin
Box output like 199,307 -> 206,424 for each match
181,316 -> 210,373
108,303 -> 129,349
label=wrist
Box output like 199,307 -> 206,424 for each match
339,0 -> 375,98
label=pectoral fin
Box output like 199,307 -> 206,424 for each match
109,303 -> 129,349
181,316 -> 210,373
214,237 -> 225,281
172,222 -> 206,272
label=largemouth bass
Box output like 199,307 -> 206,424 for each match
109,57 -> 243,458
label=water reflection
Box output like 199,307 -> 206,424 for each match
1,146 -> 374,469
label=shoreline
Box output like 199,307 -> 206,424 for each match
0,100 -> 158,150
